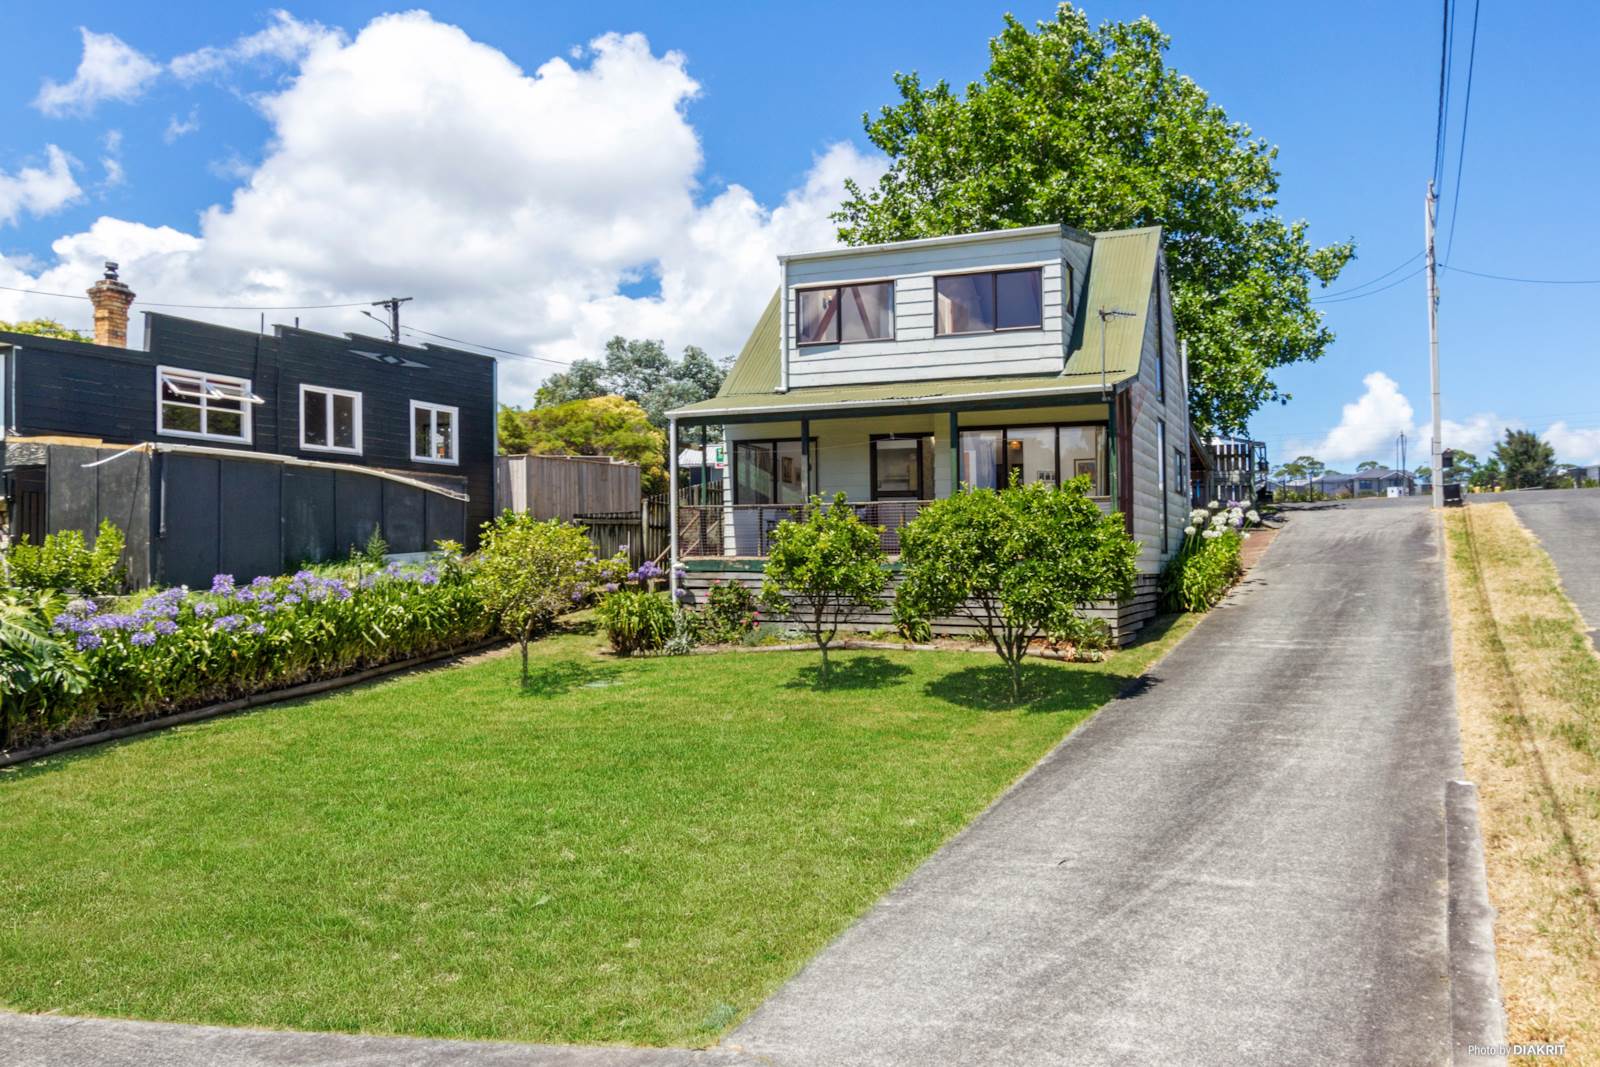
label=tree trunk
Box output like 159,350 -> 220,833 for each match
519,637 -> 530,687
819,640 -> 830,684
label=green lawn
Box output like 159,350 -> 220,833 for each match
0,616 -> 1194,1046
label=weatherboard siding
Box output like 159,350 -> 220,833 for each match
783,229 -> 1091,388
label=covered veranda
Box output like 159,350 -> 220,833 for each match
666,378 -> 1127,575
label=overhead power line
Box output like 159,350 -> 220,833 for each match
400,325 -> 576,368
1432,0 -> 1455,188
1442,264 -> 1600,285
1443,0 -> 1481,262
1314,265 -> 1427,304
0,281 -> 373,312
1311,251 -> 1424,302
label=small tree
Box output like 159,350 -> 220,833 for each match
896,479 -> 1139,702
1493,429 -> 1555,490
475,513 -> 599,685
761,494 -> 890,683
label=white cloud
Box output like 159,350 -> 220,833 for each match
34,28 -> 161,116
0,14 -> 884,406
0,146 -> 82,226
1278,371 -> 1600,469
164,108 -> 201,143
170,10 -> 343,81
1545,423 -> 1600,467
98,130 -> 126,190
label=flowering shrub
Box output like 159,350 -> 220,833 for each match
594,559 -> 679,656
1160,499 -> 1260,612
13,556 -> 490,748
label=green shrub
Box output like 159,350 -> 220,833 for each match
1,590 -> 88,747
12,558 -> 490,749
476,513 -> 609,684
596,589 -> 675,656
760,494 -> 890,683
896,478 -> 1138,702
692,580 -> 761,645
1161,530 -> 1244,612
5,520 -> 126,595
1048,614 -> 1113,657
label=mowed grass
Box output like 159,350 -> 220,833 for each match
1444,505 -> 1600,1064
0,615 -> 1195,1047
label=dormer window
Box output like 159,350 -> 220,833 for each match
796,281 -> 894,345
935,268 -> 1044,336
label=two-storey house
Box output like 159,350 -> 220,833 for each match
665,224 -> 1209,643
0,265 -> 496,588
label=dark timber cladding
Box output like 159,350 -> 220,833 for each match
0,314 -> 496,549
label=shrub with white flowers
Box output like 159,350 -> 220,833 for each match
1161,499 -> 1262,612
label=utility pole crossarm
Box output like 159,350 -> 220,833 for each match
372,296 -> 413,344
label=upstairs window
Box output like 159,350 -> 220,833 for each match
156,366 -> 256,443
410,400 -> 458,465
796,281 -> 894,345
935,268 -> 1044,335
300,384 -> 362,454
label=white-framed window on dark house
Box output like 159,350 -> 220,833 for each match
156,365 -> 256,443
300,384 -> 362,454
410,400 -> 458,465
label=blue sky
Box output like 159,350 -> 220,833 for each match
2,1 -> 1597,466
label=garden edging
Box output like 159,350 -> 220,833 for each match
0,637 -> 507,769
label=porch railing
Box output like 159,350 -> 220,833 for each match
677,499 -> 934,559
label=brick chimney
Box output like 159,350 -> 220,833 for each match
86,261 -> 135,347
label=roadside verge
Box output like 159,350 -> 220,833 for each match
1443,503 -> 1600,1062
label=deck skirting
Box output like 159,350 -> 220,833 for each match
678,569 -> 1161,647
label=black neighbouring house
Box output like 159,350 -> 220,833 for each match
0,287 -> 496,589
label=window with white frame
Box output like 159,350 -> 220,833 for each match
300,384 -> 362,454
410,400 -> 458,464
156,366 -> 256,443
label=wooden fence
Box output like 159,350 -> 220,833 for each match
495,454 -> 640,520
576,482 -> 720,567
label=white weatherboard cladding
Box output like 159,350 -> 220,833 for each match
1124,258 -> 1189,571
783,231 -> 1087,388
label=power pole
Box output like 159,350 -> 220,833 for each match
1425,182 -> 1443,509
371,296 -> 412,344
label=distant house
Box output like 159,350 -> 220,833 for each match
665,223 -> 1203,643
0,264 -> 496,588
1285,467 -> 1416,498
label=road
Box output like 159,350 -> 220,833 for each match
727,501 -> 1487,1066
1473,488 -> 1600,642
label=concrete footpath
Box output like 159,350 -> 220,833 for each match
725,501 -> 1499,1065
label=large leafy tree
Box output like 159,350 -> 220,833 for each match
895,479 -> 1138,703
1493,429 -> 1555,490
536,337 -> 727,428
834,5 -> 1354,433
498,395 -> 668,493
0,318 -> 89,341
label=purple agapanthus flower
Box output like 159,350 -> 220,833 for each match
212,614 -> 245,632
604,582 -> 619,593
247,623 -> 266,636
283,593 -> 301,605
76,632 -> 102,650
210,574 -> 235,596
130,630 -> 157,647
153,619 -> 179,636
193,601 -> 218,618
66,598 -> 95,617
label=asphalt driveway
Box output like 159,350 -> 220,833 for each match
726,501 -> 1481,1066
1477,488 -> 1600,643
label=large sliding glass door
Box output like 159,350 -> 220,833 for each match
960,423 -> 1107,495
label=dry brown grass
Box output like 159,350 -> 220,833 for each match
1443,504 -> 1600,1064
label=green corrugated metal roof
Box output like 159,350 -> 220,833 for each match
677,224 -> 1161,418
1063,226 -> 1161,382
716,289 -> 781,397
674,372 -> 1108,420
